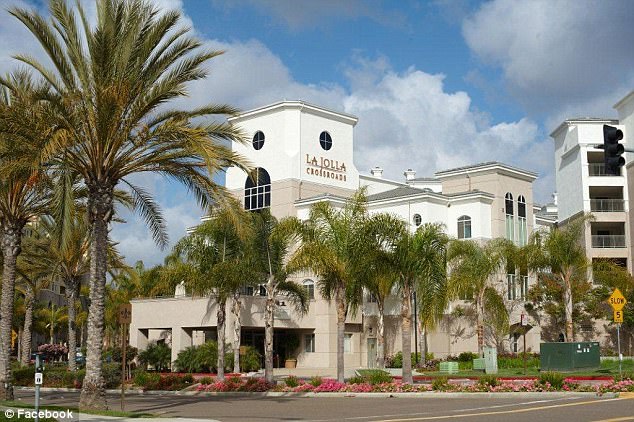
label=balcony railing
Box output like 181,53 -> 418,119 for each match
591,235 -> 626,248
588,163 -> 621,176
590,199 -> 625,212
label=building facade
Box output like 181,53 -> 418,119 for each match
130,101 -> 551,371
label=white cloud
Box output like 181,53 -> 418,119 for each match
0,0 -> 554,266
462,0 -> 634,121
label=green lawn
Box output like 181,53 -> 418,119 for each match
415,359 -> 634,378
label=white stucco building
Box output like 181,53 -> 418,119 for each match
551,91 -> 634,275
130,100 -> 553,372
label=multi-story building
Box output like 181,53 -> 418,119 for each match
130,101 -> 550,371
551,91 -> 634,275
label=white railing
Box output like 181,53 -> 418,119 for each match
591,235 -> 626,248
590,199 -> 625,212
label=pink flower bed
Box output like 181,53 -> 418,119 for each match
193,377 -> 633,394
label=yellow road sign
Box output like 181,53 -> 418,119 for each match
608,288 -> 627,311
614,310 -> 624,323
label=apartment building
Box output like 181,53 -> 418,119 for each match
130,101 -> 550,370
551,91 -> 634,274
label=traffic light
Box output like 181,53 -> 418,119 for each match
603,124 -> 624,175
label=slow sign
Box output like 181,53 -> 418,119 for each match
608,288 -> 627,311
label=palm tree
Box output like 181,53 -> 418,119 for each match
251,210 -> 309,383
10,0 -> 249,408
36,303 -> 68,345
289,191 -> 370,383
447,239 -> 510,356
523,215 -> 591,342
387,223 -> 449,384
363,213 -> 405,369
0,73 -> 55,400
163,205 -> 252,380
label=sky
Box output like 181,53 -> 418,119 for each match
1,0 -> 633,266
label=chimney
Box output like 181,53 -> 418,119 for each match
404,168 -> 416,182
370,167 -> 383,178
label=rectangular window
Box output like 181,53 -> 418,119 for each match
344,333 -> 353,353
518,217 -> 527,246
507,274 -> 516,300
305,284 -> 315,300
304,334 -> 315,353
505,215 -> 514,242
520,275 -> 529,300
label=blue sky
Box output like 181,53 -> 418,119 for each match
1,0 -> 633,266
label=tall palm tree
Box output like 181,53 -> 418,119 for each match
10,0 -> 249,408
387,223 -> 449,383
0,73 -> 55,401
289,191 -> 370,383
251,210 -> 309,383
447,239 -> 510,356
163,205 -> 252,380
363,213 -> 405,369
523,215 -> 591,342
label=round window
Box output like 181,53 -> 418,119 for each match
413,214 -> 422,226
319,131 -> 332,150
252,131 -> 265,150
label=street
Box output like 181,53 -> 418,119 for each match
11,390 -> 634,422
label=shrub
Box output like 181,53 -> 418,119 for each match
199,376 -> 214,385
458,352 -> 478,362
12,365 -> 35,386
432,376 -> 449,391
103,345 -> 138,363
102,362 -> 122,389
347,375 -> 365,384
133,370 -> 161,390
285,375 -> 300,388
365,370 -> 392,385
240,346 -> 262,372
309,376 -> 323,387
478,375 -> 499,388
539,371 -> 565,389
618,371 -> 634,381
386,352 -> 432,368
139,342 -> 171,372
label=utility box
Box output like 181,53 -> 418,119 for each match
540,342 -> 600,371
483,346 -> 498,374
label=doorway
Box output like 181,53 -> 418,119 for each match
367,338 -> 377,368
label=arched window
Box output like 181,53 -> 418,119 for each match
517,195 -> 527,246
413,213 -> 422,227
244,168 -> 271,211
303,279 -> 315,300
252,131 -> 265,150
505,192 -> 514,242
457,215 -> 471,239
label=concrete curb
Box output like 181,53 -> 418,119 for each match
14,387 -> 619,399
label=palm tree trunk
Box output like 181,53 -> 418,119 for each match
563,278 -> 574,342
80,185 -> 113,411
377,299 -> 386,369
17,328 -> 22,367
21,286 -> 35,365
335,286 -> 346,383
216,298 -> 226,381
401,283 -> 413,384
264,277 -> 275,383
0,223 -> 22,401
476,293 -> 485,356
231,292 -> 241,374
422,326 -> 428,366
66,280 -> 78,372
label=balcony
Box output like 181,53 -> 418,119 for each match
588,163 -> 622,176
591,235 -> 626,248
590,198 -> 625,212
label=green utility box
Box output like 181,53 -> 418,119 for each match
540,342 -> 600,371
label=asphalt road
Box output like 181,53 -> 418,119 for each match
11,390 -> 634,422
